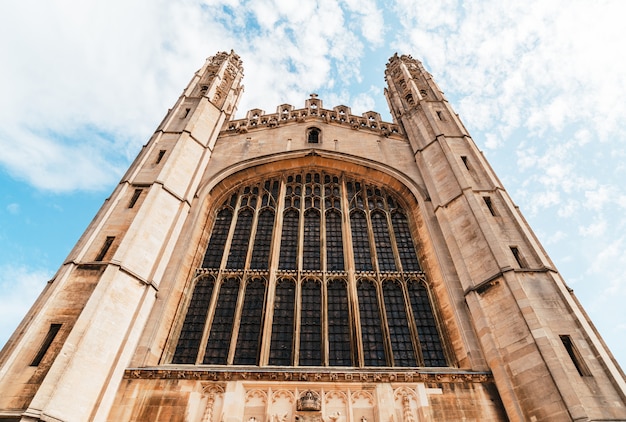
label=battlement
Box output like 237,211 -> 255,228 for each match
223,94 -> 403,137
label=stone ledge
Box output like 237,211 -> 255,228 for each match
124,367 -> 493,384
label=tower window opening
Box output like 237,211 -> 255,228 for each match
461,156 -> 470,170
510,246 -> 527,268
560,335 -> 591,376
156,150 -> 166,164
436,110 -> 443,120
95,236 -> 115,262
307,128 -> 320,143
128,189 -> 143,208
182,108 -> 191,119
30,323 -> 62,366
483,196 -> 497,216
173,172 -> 448,368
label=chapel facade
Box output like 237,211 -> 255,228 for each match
0,51 -> 625,421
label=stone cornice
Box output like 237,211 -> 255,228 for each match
124,367 -> 493,384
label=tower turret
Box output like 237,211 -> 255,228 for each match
0,51 -> 244,422
385,53 -> 626,421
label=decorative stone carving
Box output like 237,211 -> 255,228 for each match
297,390 -> 321,411
123,368 -> 494,384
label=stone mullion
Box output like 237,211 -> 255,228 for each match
320,176 -> 329,366
195,274 -> 221,365
384,203 -> 403,273
376,275 -> 394,366
363,184 -> 380,273
341,177 -> 363,367
243,186 -> 262,271
401,276 -> 425,366
293,273 -> 302,366
258,179 -> 286,366
226,275 -> 246,365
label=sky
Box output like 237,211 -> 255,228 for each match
1,0 -> 625,371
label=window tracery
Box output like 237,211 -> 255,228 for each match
173,170 -> 448,368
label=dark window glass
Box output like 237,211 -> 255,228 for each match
30,323 -> 62,367
392,212 -> 421,271
234,278 -> 266,365
279,209 -> 299,270
327,279 -> 352,366
383,280 -> 417,366
371,211 -> 396,271
358,279 -> 386,366
172,276 -> 216,364
226,208 -> 253,269
250,209 -> 275,270
351,211 -> 373,271
326,210 -> 344,271
299,279 -> 322,366
203,278 -> 239,364
303,209 -> 321,270
202,208 -> 233,268
95,236 -> 114,262
408,281 -> 446,367
269,278 -> 296,365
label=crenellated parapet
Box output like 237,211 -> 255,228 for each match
223,94 -> 403,138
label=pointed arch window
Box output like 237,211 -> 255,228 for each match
172,171 -> 448,368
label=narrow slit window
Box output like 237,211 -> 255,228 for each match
95,236 -> 115,262
461,156 -> 470,170
30,324 -> 62,366
560,335 -> 591,376
483,196 -> 496,216
128,189 -> 142,208
156,150 -> 166,164
436,110 -> 443,120
182,108 -> 191,118
510,246 -> 527,268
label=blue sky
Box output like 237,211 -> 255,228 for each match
1,0 -> 626,369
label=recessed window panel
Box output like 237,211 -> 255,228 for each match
299,279 -> 322,366
392,212 -> 421,271
250,209 -> 275,270
328,279 -> 352,366
303,209 -> 321,270
202,208 -> 233,268
203,278 -> 239,365
351,211 -> 373,271
234,278 -> 266,365
279,209 -> 299,270
226,208 -> 253,269
372,211 -> 396,272
326,210 -> 344,271
358,279 -> 386,366
172,276 -> 216,364
269,278 -> 296,365
408,280 -> 447,367
383,280 -> 417,366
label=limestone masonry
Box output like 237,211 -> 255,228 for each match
0,51 -> 624,421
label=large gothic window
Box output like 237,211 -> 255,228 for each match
171,171 -> 448,368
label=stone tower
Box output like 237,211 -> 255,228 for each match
0,51 -> 624,421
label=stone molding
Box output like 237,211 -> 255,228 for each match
124,368 -> 492,383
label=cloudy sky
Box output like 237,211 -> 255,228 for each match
1,1 -> 625,370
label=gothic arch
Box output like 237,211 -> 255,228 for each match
165,157 -> 451,368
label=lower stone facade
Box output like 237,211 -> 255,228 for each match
107,369 -> 506,421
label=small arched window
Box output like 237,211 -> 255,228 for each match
307,127 -> 320,143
